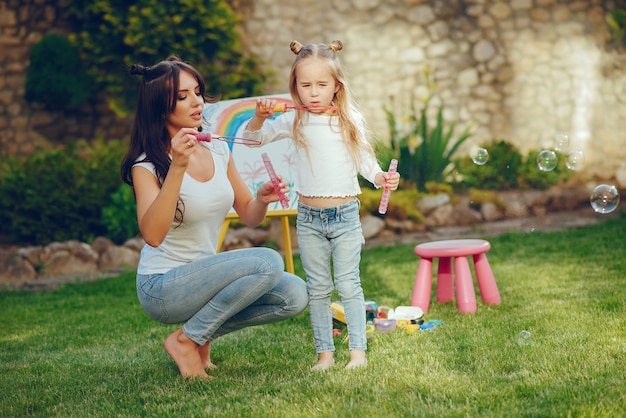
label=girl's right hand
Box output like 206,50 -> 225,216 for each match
255,98 -> 277,119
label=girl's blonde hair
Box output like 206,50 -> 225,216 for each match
288,40 -> 374,168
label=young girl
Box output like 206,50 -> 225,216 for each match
120,56 -> 308,379
244,40 -> 400,370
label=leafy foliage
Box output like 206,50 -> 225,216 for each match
24,34 -> 92,110
453,139 -> 524,190
66,0 -> 270,115
379,66 -> 473,191
606,8 -> 626,45
101,184 -> 140,245
0,140 -> 127,245
452,139 -> 573,191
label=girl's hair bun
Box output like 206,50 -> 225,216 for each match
290,40 -> 303,55
329,40 -> 343,52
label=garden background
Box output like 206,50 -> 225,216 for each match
1,1 -> 625,416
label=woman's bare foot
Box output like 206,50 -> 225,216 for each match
199,341 -> 217,370
311,351 -> 335,371
164,328 -> 210,379
346,349 -> 367,369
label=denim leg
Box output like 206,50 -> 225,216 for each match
330,206 -> 366,351
136,247 -> 307,346
211,272 -> 308,339
297,199 -> 366,354
297,211 -> 335,353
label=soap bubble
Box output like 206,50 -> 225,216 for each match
590,184 -> 620,214
553,133 -> 569,152
472,147 -> 489,165
536,150 -> 558,172
518,330 -> 531,346
566,150 -> 585,171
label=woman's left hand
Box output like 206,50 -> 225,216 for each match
256,176 -> 290,205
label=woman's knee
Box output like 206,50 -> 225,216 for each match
287,276 -> 309,313
255,247 -> 285,274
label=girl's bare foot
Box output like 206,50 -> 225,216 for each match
346,349 -> 367,369
199,341 -> 217,370
311,352 -> 335,371
164,328 -> 210,379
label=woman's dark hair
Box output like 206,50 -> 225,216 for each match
120,56 -> 215,225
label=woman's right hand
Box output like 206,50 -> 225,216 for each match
170,128 -> 200,167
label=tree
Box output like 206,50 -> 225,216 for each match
66,0 -> 271,116
24,34 -> 93,139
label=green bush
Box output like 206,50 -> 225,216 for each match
66,0 -> 270,115
24,34 -> 92,111
518,149 -> 573,190
101,184 -> 140,245
452,139 -> 573,191
0,140 -> 126,246
453,139 -> 524,190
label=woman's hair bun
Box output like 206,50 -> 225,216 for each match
129,64 -> 148,76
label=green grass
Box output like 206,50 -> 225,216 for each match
2,212 -> 626,417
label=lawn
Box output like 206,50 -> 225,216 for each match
1,212 -> 625,417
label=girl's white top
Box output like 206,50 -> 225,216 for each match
244,111 -> 382,197
133,140 -> 234,275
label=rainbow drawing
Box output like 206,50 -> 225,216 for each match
202,94 -> 298,212
206,95 -> 293,150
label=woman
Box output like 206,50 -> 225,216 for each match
120,56 -> 308,379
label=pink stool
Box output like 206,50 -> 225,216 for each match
411,239 -> 501,314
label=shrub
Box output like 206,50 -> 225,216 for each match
518,150 -> 573,190
24,34 -> 92,111
66,0 -> 270,115
452,139 -> 573,191
0,140 -> 126,245
453,139 -> 524,190
101,184 -> 140,245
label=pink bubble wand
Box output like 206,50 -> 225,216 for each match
191,131 -> 261,146
272,103 -> 336,113
378,159 -> 398,215
261,153 -> 290,209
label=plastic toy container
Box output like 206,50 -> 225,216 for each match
373,318 -> 397,333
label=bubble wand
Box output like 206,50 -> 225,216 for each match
378,159 -> 398,215
191,131 -> 261,146
261,152 -> 290,209
271,103 -> 336,113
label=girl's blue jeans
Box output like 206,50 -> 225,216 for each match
296,199 -> 367,353
136,247 -> 308,346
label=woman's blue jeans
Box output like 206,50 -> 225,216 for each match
296,199 -> 367,353
136,247 -> 308,346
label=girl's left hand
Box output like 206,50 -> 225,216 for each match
377,171 -> 401,190
257,176 -> 290,205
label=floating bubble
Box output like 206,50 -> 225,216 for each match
553,133 -> 569,152
518,330 -> 531,346
566,150 -> 585,171
472,147 -> 489,165
590,184 -> 620,214
536,150 -> 558,171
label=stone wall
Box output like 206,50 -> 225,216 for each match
2,0 -> 626,183
0,0 -> 132,156
238,0 -> 626,183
